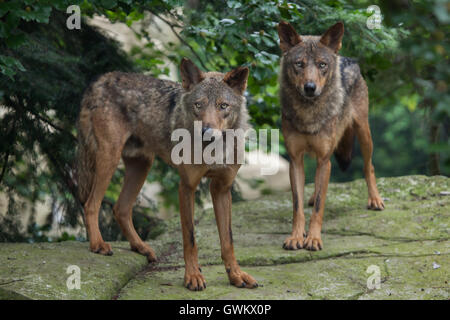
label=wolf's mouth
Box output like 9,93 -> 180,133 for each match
296,86 -> 318,100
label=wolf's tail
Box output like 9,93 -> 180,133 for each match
334,126 -> 355,171
76,113 -> 97,206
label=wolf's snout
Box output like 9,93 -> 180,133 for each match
202,126 -> 211,135
304,82 -> 316,96
202,125 -> 217,141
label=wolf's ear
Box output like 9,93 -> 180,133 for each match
180,58 -> 204,90
277,21 -> 302,52
320,22 -> 344,53
223,67 -> 249,95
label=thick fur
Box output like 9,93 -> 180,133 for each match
277,21 -> 384,252
280,39 -> 359,143
76,59 -> 258,291
76,117 -> 96,205
334,125 -> 355,171
77,71 -> 251,199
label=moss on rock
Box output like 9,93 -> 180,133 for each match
1,175 -> 448,299
0,241 -> 148,299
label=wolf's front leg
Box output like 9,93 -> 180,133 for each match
210,177 -> 258,289
305,158 -> 331,251
284,152 -> 306,250
179,181 -> 206,291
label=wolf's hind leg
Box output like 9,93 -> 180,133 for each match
82,107 -> 130,256
113,155 -> 157,262
84,141 -> 124,256
354,119 -> 384,210
307,168 -> 320,207
308,194 -> 315,206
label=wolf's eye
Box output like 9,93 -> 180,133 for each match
318,62 -> 327,69
295,61 -> 305,68
194,103 -> 201,110
219,103 -> 229,110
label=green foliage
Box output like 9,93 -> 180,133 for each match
0,0 -> 63,79
0,9 -> 136,241
175,0 -> 448,175
0,0 -> 149,78
0,1 -> 184,242
326,104 -> 430,184
379,0 -> 450,174
181,0 -> 404,130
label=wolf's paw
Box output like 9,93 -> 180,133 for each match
304,233 -> 323,251
227,268 -> 258,289
184,270 -> 207,291
282,235 -> 305,250
367,196 -> 385,211
90,241 -> 113,256
131,242 -> 157,263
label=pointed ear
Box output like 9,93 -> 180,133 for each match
223,67 -> 249,95
320,22 -> 344,53
277,21 -> 302,52
180,58 -> 204,90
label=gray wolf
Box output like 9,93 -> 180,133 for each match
76,58 -> 257,290
277,21 -> 385,251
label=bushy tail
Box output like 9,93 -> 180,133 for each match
334,126 -> 355,171
76,117 -> 96,205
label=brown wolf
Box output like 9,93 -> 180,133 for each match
277,21 -> 385,251
76,58 -> 258,290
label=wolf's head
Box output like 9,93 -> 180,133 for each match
277,21 -> 344,99
179,58 -> 249,134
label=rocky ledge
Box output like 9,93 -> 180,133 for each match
0,175 -> 448,300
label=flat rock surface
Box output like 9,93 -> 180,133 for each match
0,175 -> 448,299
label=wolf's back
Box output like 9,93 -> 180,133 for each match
75,72 -> 183,204
339,56 -> 361,94
333,56 -> 364,171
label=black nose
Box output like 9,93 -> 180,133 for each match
202,126 -> 210,135
304,82 -> 316,95
202,126 -> 216,141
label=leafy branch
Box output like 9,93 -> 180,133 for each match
147,8 -> 208,70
